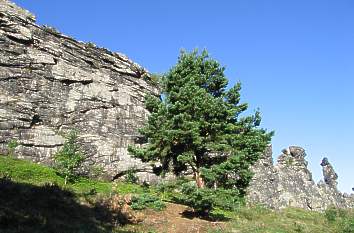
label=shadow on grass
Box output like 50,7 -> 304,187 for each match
0,177 -> 134,233
181,209 -> 231,222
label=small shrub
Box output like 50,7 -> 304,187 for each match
212,188 -> 243,211
43,25 -> 60,34
7,139 -> 18,157
86,42 -> 96,48
177,183 -> 215,214
124,168 -> 139,184
90,165 -> 105,180
130,193 -> 165,211
54,130 -> 84,185
156,177 -> 189,201
294,222 -> 305,232
325,207 -> 337,222
177,183 -> 243,214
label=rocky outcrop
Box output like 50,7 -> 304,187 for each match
321,157 -> 338,189
247,145 -> 354,210
0,0 -> 159,181
0,1 -> 352,211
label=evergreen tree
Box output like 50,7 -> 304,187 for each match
54,131 -> 84,185
129,50 -> 272,195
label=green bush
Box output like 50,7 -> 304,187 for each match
325,207 -> 338,222
54,130 -> 84,185
7,139 -> 18,157
124,168 -> 139,184
176,183 -> 243,214
130,193 -> 165,211
89,165 -> 105,180
323,207 -> 354,232
178,183 -> 214,214
155,177 -> 189,201
212,188 -> 243,211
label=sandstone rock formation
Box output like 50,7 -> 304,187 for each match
321,157 -> 338,189
0,1 -> 352,211
0,0 -> 159,181
247,145 -> 354,210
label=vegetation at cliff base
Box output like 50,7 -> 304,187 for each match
54,130 -> 85,185
1,155 -> 354,233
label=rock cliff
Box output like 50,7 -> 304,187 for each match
247,145 -> 354,210
0,0 -> 352,211
0,0 -> 159,181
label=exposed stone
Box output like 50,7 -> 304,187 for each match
245,146 -> 281,209
321,157 -> 338,189
0,0 -> 159,181
247,145 -> 354,211
0,0 -> 352,211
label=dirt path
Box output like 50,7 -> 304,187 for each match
129,203 -> 227,233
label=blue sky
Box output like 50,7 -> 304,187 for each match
13,0 -> 354,193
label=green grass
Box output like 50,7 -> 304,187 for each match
114,181 -> 146,195
1,155 -> 354,233
0,155 -> 62,185
0,155 -> 146,233
208,205 -> 354,233
0,155 -> 142,196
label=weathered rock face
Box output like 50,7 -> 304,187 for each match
247,145 -> 354,210
0,1 -> 352,211
0,0 -> 159,181
321,157 -> 338,189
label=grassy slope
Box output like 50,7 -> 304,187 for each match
0,155 -> 114,194
0,155 -> 353,233
0,155 -> 145,233
0,155 -> 147,195
213,206 -> 354,233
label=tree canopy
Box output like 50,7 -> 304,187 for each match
129,50 -> 272,195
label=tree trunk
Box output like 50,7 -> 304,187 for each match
195,170 -> 205,188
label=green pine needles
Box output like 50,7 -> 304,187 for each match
54,130 -> 84,185
129,50 -> 273,212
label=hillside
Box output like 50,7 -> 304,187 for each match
1,155 -> 353,233
1,0 -> 353,211
1,1 -> 354,232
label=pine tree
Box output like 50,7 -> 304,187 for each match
54,131 -> 84,185
129,50 -> 272,195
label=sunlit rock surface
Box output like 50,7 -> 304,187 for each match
1,1 -> 353,209
247,145 -> 354,210
0,0 -> 159,181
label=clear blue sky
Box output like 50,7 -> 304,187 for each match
13,0 -> 354,193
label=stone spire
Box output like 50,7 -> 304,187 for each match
320,157 -> 338,189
